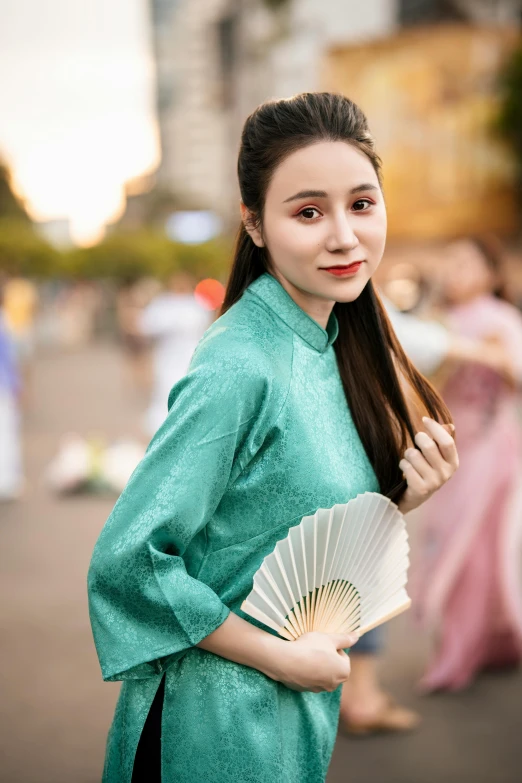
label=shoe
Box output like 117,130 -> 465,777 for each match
339,693 -> 421,736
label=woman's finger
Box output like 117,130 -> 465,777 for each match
413,432 -> 448,473
330,632 -> 359,650
403,446 -> 438,481
421,417 -> 459,468
399,458 -> 429,496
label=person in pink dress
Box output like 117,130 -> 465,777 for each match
413,235 -> 522,692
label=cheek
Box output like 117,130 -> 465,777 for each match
360,212 -> 387,262
265,221 -> 321,260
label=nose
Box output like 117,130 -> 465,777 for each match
325,213 -> 359,254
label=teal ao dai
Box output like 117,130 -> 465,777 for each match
88,272 -> 379,782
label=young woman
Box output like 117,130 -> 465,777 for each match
413,235 -> 522,692
88,93 -> 458,783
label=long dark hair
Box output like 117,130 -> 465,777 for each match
221,93 -> 452,501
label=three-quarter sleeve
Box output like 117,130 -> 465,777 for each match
88,342 -> 277,681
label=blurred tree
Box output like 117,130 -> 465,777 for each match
0,219 -> 58,276
0,160 -> 60,276
497,44 -> 522,193
64,231 -> 232,282
0,161 -> 233,280
0,161 -> 31,223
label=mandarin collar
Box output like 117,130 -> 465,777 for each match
245,273 -> 339,354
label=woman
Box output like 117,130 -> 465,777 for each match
413,235 -> 522,692
88,93 -> 458,783
339,279 -> 518,734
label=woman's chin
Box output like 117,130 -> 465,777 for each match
325,276 -> 370,304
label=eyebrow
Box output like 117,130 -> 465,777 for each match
283,184 -> 378,203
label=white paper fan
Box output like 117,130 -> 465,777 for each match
241,492 -> 411,641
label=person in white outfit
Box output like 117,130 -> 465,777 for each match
140,272 -> 211,437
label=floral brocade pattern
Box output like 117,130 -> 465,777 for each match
88,273 -> 379,783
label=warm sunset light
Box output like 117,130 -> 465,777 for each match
0,0 -> 159,245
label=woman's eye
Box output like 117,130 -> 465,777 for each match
352,199 -> 372,212
298,207 -> 320,220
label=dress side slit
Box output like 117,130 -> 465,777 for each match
131,675 -> 165,783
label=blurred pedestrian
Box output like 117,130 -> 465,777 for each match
413,235 -> 522,692
3,274 -> 38,400
0,278 -> 23,501
139,271 -> 211,436
116,276 -> 160,396
340,281 -> 518,732
54,281 -> 101,348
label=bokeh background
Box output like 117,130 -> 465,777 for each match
1,1 -> 522,781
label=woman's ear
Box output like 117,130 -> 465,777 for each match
240,203 -> 264,248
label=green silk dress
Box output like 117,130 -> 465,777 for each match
88,272 -> 379,782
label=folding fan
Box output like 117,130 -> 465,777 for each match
241,492 -> 411,641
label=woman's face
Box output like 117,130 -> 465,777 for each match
441,240 -> 495,305
243,140 -> 387,323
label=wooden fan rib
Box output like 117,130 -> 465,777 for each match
359,589 -> 410,635
358,597 -> 412,636
358,565 -> 409,615
316,575 -> 350,631
321,580 -> 358,631
323,588 -> 360,635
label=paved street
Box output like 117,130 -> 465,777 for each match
1,342 -> 521,783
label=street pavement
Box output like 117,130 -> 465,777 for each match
0,342 -> 520,783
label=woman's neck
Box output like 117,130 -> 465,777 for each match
271,272 -> 334,330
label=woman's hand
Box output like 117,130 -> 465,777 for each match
275,631 -> 358,693
398,417 -> 459,515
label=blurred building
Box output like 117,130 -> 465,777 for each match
149,0 -> 399,225
324,10 -> 522,238
149,0 -> 233,216
149,0 -> 522,234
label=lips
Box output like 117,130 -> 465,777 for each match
321,261 -> 363,277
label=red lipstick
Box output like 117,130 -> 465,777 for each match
321,262 -> 363,277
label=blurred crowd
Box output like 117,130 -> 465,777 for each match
0,269 -> 223,500
1,234 -> 522,723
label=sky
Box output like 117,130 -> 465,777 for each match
0,0 -> 160,244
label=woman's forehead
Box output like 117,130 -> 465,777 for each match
266,141 -> 379,200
